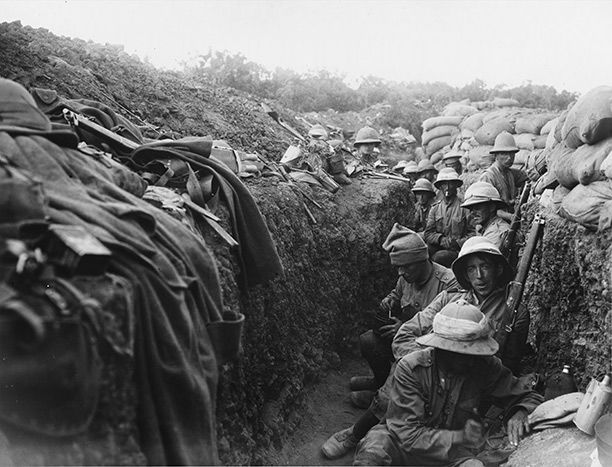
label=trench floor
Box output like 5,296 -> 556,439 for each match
266,356 -> 369,466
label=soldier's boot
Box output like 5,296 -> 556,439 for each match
349,376 -> 378,391
350,390 -> 375,409
321,426 -> 358,459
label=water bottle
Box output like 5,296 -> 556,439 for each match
544,364 -> 578,400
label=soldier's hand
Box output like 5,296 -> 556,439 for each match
378,317 -> 402,339
507,409 -> 530,447
461,419 -> 485,448
440,236 -> 452,249
379,297 -> 394,313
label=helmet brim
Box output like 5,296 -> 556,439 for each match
415,333 -> 499,356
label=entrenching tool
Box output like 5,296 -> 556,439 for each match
261,103 -> 305,141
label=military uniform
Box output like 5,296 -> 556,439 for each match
393,288 -> 528,375
362,263 -> 458,387
479,165 -> 529,209
353,348 -> 543,466
423,197 -> 474,267
413,201 -> 433,233
475,215 -> 510,249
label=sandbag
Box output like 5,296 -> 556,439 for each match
515,133 -> 537,150
559,180 -> 612,229
459,112 -> 485,132
600,149 -> 612,179
555,109 -> 568,143
422,125 -> 459,146
443,102 -> 478,117
597,200 -> 612,231
546,128 -> 557,149
540,117 -> 558,135
425,135 -> 452,156
526,149 -> 547,175
534,134 -> 548,149
492,97 -> 520,108
515,114 -> 556,135
474,117 -> 514,145
422,116 -> 463,131
562,86 -> 612,149
548,143 -> 579,189
515,149 -> 530,166
430,151 -> 444,164
467,145 -> 495,169
571,136 -> 612,185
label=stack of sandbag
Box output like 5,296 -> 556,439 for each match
419,98 -> 559,175
541,86 -> 612,230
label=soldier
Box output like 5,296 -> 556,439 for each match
461,181 -> 510,249
393,236 -> 528,374
479,132 -> 529,221
411,178 -> 436,234
423,168 -> 474,267
354,126 -> 382,167
353,300 -> 543,466
402,160 -> 419,185
348,224 -> 458,409
441,150 -> 464,175
416,159 -> 438,183
322,224 -> 458,460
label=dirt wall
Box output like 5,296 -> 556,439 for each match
523,204 -> 611,390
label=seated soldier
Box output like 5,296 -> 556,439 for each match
321,237 -> 527,461
424,168 -> 474,267
348,224 -> 458,410
416,159 -> 438,184
461,181 -> 510,249
479,132 -> 529,222
411,178 -> 436,234
353,301 -> 543,466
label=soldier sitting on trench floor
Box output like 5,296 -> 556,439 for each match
353,300 -> 543,466
348,223 -> 458,410
321,237 -> 530,460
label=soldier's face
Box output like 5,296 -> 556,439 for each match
415,192 -> 434,205
497,152 -> 515,169
437,349 -> 482,375
397,260 -> 428,283
357,143 -> 377,156
465,254 -> 502,298
438,181 -> 458,199
469,202 -> 497,226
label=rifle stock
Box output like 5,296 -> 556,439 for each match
500,182 -> 531,259
504,213 -> 545,334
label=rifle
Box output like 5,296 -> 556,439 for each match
500,182 -> 531,260
63,109 -> 140,152
502,213 -> 545,338
363,170 -> 413,183
256,155 -> 320,224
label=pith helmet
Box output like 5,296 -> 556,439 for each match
434,167 -> 463,188
442,150 -> 463,162
0,78 -> 78,148
417,159 -> 438,174
490,131 -> 519,154
308,124 -> 328,139
415,299 -> 499,356
402,160 -> 419,175
354,126 -> 382,146
451,236 -> 512,290
412,178 -> 435,194
461,181 -> 504,208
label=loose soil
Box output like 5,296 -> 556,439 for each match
266,355 -> 367,466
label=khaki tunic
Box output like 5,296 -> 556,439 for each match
479,165 -> 529,209
424,197 -> 474,250
476,215 -> 510,249
354,349 -> 543,466
384,262 -> 459,321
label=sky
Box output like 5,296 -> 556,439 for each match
2,0 -> 611,94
